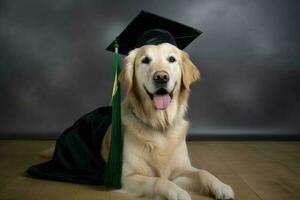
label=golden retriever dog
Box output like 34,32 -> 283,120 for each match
101,43 -> 235,200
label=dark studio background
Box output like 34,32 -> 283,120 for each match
0,0 -> 299,139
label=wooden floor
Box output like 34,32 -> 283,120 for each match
0,140 -> 300,200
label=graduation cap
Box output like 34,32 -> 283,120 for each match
104,11 -> 202,188
106,10 -> 202,55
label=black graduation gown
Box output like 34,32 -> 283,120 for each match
26,106 -> 112,185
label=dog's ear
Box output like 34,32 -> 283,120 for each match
119,49 -> 137,94
181,51 -> 200,90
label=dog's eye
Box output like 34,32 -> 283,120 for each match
141,57 -> 151,64
168,56 -> 176,63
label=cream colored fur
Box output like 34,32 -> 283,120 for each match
101,43 -> 234,200
39,146 -> 55,159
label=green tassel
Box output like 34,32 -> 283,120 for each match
104,40 -> 123,189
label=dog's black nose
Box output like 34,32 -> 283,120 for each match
153,71 -> 169,84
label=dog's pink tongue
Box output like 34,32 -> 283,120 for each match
153,94 -> 171,109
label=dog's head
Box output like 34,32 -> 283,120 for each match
119,43 -> 199,126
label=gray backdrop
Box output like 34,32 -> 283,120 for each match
1,0 -> 299,138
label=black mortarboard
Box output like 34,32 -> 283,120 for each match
106,10 -> 202,55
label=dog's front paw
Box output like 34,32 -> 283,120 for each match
166,187 -> 191,200
210,182 -> 234,200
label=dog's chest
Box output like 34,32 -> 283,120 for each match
122,114 -> 190,179
140,133 -> 181,178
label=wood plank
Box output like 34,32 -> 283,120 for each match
0,176 -> 43,200
216,174 -> 262,200
238,174 -> 299,200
